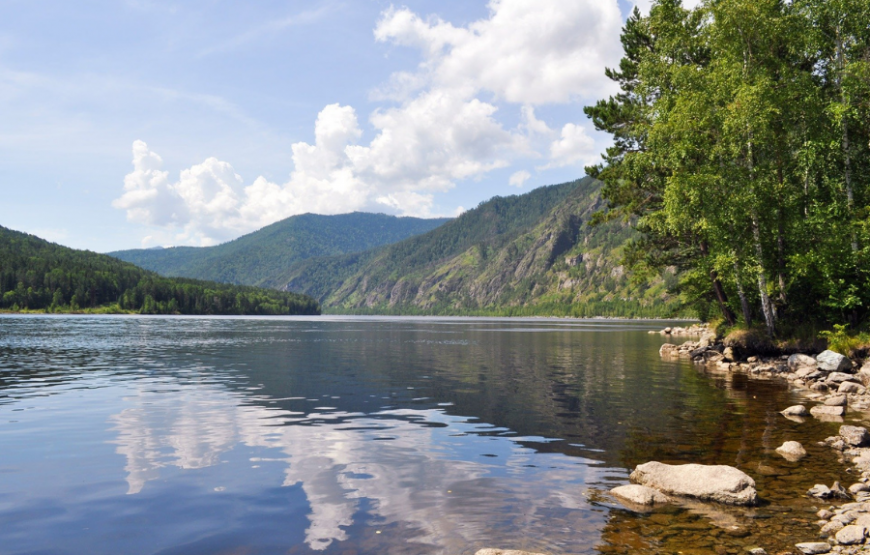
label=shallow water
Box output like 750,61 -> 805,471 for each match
0,315 -> 858,554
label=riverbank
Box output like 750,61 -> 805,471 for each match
656,330 -> 870,554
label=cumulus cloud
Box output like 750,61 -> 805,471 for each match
116,1 -> 627,245
509,170 -> 531,188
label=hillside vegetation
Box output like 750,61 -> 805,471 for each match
281,178 -> 686,317
0,226 -> 319,315
111,212 -> 449,287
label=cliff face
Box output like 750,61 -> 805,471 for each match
283,178 -> 679,316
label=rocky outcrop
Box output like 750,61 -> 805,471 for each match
629,461 -> 758,505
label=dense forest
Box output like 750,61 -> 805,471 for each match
281,178 -> 687,317
0,226 -> 320,315
586,0 -> 870,334
111,212 -> 450,287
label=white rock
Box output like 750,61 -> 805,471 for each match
630,461 -> 757,505
840,425 -> 870,447
825,395 -> 848,406
811,405 -> 846,418
782,405 -> 809,416
817,350 -> 852,372
850,483 -> 870,494
610,484 -> 670,506
835,524 -> 866,545
828,372 -> 858,384
776,441 -> 807,461
839,381 -> 865,394
795,542 -> 831,554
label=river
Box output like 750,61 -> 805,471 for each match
0,315 -> 855,554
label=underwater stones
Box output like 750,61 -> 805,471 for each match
840,425 -> 870,447
817,350 -> 852,373
610,484 -> 670,506
776,441 -> 807,461
795,543 -> 831,554
630,461 -> 758,505
811,405 -> 846,418
782,405 -> 809,417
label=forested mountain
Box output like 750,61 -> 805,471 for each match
110,212 -> 450,287
0,226 -> 319,315
281,178 -> 684,317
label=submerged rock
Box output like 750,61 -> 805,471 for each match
610,484 -> 669,506
795,542 -> 831,554
630,461 -> 757,505
782,405 -> 809,417
817,350 -> 851,373
776,441 -> 807,461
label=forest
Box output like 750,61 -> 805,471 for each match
0,225 -> 320,315
586,0 -> 870,335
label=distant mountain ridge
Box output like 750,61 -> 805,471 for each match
281,177 -> 683,317
110,212 -> 450,287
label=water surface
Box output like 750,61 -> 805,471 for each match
0,316 -> 856,554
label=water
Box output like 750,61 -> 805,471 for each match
0,315 -> 858,554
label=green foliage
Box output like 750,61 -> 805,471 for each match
819,324 -> 870,356
0,225 -> 319,315
585,0 -> 870,334
110,212 -> 449,288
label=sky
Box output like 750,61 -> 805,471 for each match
0,0 -> 698,252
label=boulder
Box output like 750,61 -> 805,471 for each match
858,361 -> 870,386
840,425 -> 870,447
781,405 -> 809,417
630,461 -> 757,505
834,524 -> 867,545
789,353 -> 818,372
811,405 -> 846,418
825,395 -> 848,407
839,381 -> 865,394
794,543 -> 831,555
817,350 -> 852,373
821,520 -> 845,537
610,484 -> 670,506
776,441 -> 807,461
827,372 -> 858,385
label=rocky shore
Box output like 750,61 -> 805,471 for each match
649,329 -> 870,554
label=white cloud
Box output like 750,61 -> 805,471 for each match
509,170 -> 531,188
543,123 -> 597,169
632,0 -> 702,15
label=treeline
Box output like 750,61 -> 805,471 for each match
330,300 -> 691,319
0,226 -> 320,315
586,0 -> 870,334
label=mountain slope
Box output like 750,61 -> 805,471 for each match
0,226 -> 319,315
110,212 -> 450,287
281,178 -> 682,317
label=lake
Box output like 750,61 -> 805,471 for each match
0,315 -> 855,554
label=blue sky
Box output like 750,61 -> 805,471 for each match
0,0 -> 682,252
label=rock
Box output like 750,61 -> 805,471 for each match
723,347 -> 736,362
795,542 -> 831,554
839,381 -> 865,394
855,514 -> 870,528
789,353 -> 819,371
840,425 -> 870,447
821,520 -> 845,537
811,382 -> 829,392
660,343 -> 679,357
475,551 -> 548,555
776,441 -> 807,461
748,549 -> 767,555
811,405 -> 846,418
782,405 -> 809,417
818,509 -> 834,520
827,372 -> 858,384
817,350 -> 852,373
630,461 -> 757,505
797,367 -> 821,379
809,484 -> 834,498
832,513 -> 856,525
825,395 -> 848,407
610,484 -> 670,506
858,362 -> 870,386
663,327 -> 672,334
850,483 -> 870,494
834,524 -> 866,545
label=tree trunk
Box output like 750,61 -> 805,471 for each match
701,241 -> 736,325
733,259 -> 752,327
752,214 -> 776,337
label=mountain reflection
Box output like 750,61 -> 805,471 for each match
110,378 -> 607,552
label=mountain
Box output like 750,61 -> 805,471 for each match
110,212 -> 450,287
0,226 -> 319,315
280,177 -> 683,317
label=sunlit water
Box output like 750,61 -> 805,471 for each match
0,316 -> 859,554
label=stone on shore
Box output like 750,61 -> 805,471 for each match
825,395 -> 848,407
629,461 -> 757,505
811,405 -> 845,418
776,441 -> 807,461
817,350 -> 852,373
839,381 -> 865,394
476,551 -> 548,555
827,372 -> 857,385
610,484 -> 669,506
835,524 -> 867,545
781,405 -> 809,417
789,353 -> 818,371
795,543 -> 831,554
660,343 -> 679,357
840,425 -> 870,447
858,362 -> 870,386
808,482 -> 850,500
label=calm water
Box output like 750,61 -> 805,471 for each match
0,316 -> 858,555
